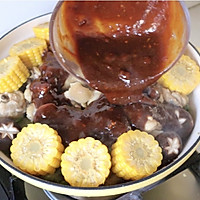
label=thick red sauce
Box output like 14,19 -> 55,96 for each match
56,1 -> 185,104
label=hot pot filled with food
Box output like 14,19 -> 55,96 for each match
0,1 -> 200,199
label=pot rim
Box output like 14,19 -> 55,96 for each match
0,13 -> 200,197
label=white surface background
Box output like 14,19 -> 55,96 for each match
0,0 -> 58,37
0,0 -> 200,45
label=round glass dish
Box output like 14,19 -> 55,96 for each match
49,1 -> 190,104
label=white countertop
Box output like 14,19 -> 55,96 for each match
0,0 -> 57,37
188,2 -> 200,47
0,1 -> 200,45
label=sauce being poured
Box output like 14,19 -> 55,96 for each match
51,1 -> 188,104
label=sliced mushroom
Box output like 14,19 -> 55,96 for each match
123,102 -> 194,144
26,103 -> 37,122
24,83 -> 33,103
64,82 -> 102,108
146,83 -> 189,108
144,116 -> 162,137
0,91 -> 26,118
0,119 -> 19,154
156,132 -> 182,166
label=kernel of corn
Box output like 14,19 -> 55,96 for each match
0,56 -> 29,93
111,130 -> 163,180
61,137 -> 111,187
9,37 -> 47,69
158,55 -> 200,95
10,123 -> 64,176
33,22 -> 49,42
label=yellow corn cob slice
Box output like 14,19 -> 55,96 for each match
61,137 -> 111,187
9,37 -> 47,69
158,55 -> 200,95
33,22 -> 49,42
10,123 -> 64,176
0,56 -> 29,93
111,130 -> 162,181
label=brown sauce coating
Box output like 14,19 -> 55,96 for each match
34,96 -> 130,148
58,1 -> 185,104
124,102 -> 194,144
30,52 -> 70,108
32,52 -> 130,148
32,51 -> 193,154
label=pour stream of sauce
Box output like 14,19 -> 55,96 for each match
57,1 -> 185,104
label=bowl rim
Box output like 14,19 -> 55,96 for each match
49,0 -> 88,84
49,1 -> 191,87
0,13 -> 200,197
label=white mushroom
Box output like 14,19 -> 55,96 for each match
87,90 -> 102,105
64,82 -> 102,107
26,103 -> 37,122
24,83 -> 32,103
161,87 -> 189,108
29,67 -> 41,80
0,122 -> 19,140
148,83 -> 189,108
62,74 -> 81,90
165,137 -> 181,155
144,116 -> 162,137
0,91 -> 26,118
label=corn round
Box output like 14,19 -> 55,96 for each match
61,137 -> 111,187
0,56 -> 29,93
9,37 -> 47,69
111,130 -> 163,180
10,123 -> 64,176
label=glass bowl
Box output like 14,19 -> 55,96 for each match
49,0 -> 190,105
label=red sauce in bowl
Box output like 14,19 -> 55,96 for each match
51,1 -> 189,104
